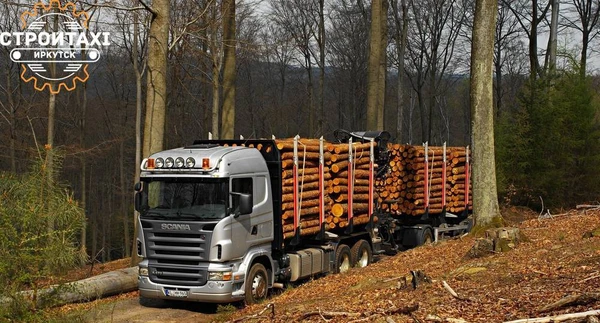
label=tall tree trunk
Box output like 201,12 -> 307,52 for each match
47,92 -> 56,232
377,0 -> 388,130
142,0 -> 169,157
428,61 -> 436,143
367,0 -> 383,130
417,88 -> 426,142
221,0 -> 236,139
494,41 -> 502,117
6,70 -> 16,173
392,0 -> 408,141
131,9 -> 143,266
547,0 -> 559,73
211,5 -> 220,139
120,141 -> 130,257
90,167 -> 97,262
212,55 -> 220,139
46,3 -> 59,232
79,82 -> 88,258
581,32 -> 589,76
318,0 -> 325,135
307,59 -> 314,136
471,0 -> 501,226
101,186 -> 108,262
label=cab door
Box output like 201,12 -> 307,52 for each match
229,176 -> 273,259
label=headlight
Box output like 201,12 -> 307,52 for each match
175,157 -> 185,168
186,157 -> 195,168
139,267 -> 149,276
165,157 -> 174,168
208,271 -> 232,281
155,158 -> 164,168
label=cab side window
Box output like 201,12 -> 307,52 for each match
231,178 -> 252,211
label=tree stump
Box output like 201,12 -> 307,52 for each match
467,227 -> 522,258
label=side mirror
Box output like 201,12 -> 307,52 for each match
231,192 -> 253,218
134,192 -> 142,212
134,182 -> 143,212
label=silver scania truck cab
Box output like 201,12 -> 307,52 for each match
135,142 -> 281,304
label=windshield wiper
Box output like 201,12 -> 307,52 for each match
143,210 -> 177,219
175,210 -> 198,218
175,210 -> 224,220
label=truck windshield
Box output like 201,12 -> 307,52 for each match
141,178 -> 228,220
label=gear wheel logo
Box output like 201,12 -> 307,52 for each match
7,0 -> 107,94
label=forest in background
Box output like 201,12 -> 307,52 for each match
0,0 -> 599,262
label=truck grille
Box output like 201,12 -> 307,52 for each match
141,219 -> 213,286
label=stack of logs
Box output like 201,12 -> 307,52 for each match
277,139 -> 331,239
376,144 -> 472,216
325,142 -> 377,231
277,139 -> 379,239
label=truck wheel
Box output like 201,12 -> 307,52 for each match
422,228 -> 433,245
351,240 -> 372,268
245,263 -> 268,305
335,244 -> 352,274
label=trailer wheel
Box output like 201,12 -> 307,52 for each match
351,240 -> 372,268
335,244 -> 352,274
245,263 -> 268,305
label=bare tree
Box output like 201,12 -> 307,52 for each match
471,0 -> 501,225
493,1 -> 524,116
258,23 -> 295,134
503,0 -> 551,78
328,0 -> 369,131
562,0 -> 600,74
270,0 -> 319,135
141,0 -> 169,156
0,0 -> 27,173
405,0 -> 469,143
546,0 -> 559,72
390,0 -> 409,141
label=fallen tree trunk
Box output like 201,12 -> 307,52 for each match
503,309 -> 600,323
1,266 -> 138,309
538,293 -> 600,313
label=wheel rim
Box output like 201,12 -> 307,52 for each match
339,254 -> 351,273
251,272 -> 267,299
357,249 -> 369,267
424,232 -> 433,244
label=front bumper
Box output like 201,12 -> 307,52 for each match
138,259 -> 247,303
138,275 -> 245,303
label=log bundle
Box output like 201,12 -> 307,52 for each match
276,138 -> 332,239
276,139 -> 379,239
377,144 -> 472,216
325,141 -> 377,233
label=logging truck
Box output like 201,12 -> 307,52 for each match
133,130 -> 472,305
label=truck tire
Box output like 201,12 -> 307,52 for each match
350,240 -> 372,268
245,263 -> 268,305
335,244 -> 352,274
422,228 -> 433,245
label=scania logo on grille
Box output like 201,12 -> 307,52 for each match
161,223 -> 191,231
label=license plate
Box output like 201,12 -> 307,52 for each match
165,289 -> 188,298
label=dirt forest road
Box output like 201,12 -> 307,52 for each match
81,293 -> 232,323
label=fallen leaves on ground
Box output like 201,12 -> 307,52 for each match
231,208 -> 600,322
